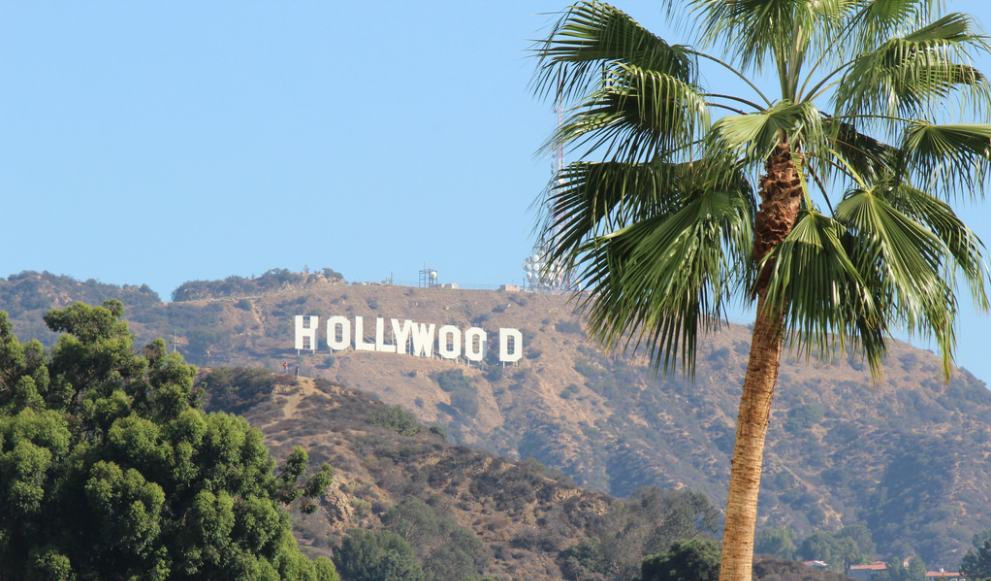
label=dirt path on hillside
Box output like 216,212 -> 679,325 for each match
275,376 -> 319,419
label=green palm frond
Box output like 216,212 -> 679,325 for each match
542,155 -> 752,262
852,0 -> 943,51
823,118 -> 900,185
553,63 -> 709,161
836,187 -> 960,376
834,13 -> 990,121
711,101 -> 825,170
532,0 -> 990,379
575,184 -> 753,376
760,210 -> 887,375
689,0 -> 810,73
901,121 -> 991,198
877,181 -> 990,311
533,1 -> 696,104
542,159 -> 695,263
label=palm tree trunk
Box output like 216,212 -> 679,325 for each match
719,292 -> 784,581
719,140 -> 803,581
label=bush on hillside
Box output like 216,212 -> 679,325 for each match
370,405 -> 424,437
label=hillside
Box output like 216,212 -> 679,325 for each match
199,367 -> 859,581
3,269 -> 991,567
198,369 -> 723,581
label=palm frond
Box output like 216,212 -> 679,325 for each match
552,63 -> 709,161
688,0 -> 806,74
851,0 -> 942,50
822,118 -> 900,185
901,121 -> 991,199
877,181 -> 990,311
711,101 -> 825,169
541,159 -> 695,264
533,1 -> 696,105
836,187 -> 959,377
760,210 -> 887,377
834,13 -> 991,122
575,183 -> 753,376
530,0 -> 991,384
541,155 -> 753,259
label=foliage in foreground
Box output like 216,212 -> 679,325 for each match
559,487 -> 721,581
637,537 -> 721,581
0,301 -> 336,580
961,534 -> 991,581
334,528 -> 426,581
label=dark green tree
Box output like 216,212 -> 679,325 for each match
369,405 -> 424,437
381,497 -> 488,581
333,529 -> 426,581
961,539 -> 991,580
907,557 -> 928,581
837,525 -> 876,563
754,527 -> 798,560
876,556 -> 927,581
798,530 -> 862,571
0,302 -> 337,580
382,497 -> 447,549
424,528 -> 487,581
560,537 -> 610,581
561,487 -> 720,581
638,537 -> 721,581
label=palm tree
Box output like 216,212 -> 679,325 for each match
531,2 -> 991,581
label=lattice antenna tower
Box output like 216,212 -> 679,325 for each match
525,72 -> 575,293
419,262 -> 439,288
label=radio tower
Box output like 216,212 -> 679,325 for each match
524,73 -> 574,293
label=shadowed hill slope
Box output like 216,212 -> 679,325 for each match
199,370 -> 714,581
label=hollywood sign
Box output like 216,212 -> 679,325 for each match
294,315 -> 524,363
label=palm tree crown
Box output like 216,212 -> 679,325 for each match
534,0 -> 990,378
532,2 -> 991,580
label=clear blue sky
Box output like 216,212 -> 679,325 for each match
3,1 -> 990,384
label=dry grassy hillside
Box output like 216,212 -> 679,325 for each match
199,369 -> 707,581
4,271 -> 991,567
170,283 -> 991,566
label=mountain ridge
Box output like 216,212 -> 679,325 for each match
3,269 -> 990,567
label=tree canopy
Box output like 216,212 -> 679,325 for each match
333,528 -> 426,581
798,530 -> 863,571
0,301 -> 336,580
961,538 -> 991,580
638,537 -> 722,581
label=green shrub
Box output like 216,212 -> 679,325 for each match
334,529 -> 424,581
640,538 -> 721,581
484,365 -> 503,382
450,387 -> 480,419
554,320 -> 584,335
784,404 -> 825,432
434,369 -> 471,392
369,405 -> 424,437
200,366 -> 287,412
